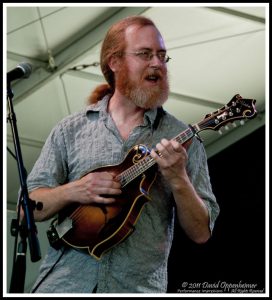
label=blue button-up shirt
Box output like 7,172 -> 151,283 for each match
27,96 -> 219,293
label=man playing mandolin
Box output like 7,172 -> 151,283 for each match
28,15 -> 220,293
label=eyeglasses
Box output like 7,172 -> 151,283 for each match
123,50 -> 171,63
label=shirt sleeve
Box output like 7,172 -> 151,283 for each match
186,138 -> 220,233
27,122 -> 68,193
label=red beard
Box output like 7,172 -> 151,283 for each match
115,62 -> 169,109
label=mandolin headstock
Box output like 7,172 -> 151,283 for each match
197,94 -> 257,132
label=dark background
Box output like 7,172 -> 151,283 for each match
167,125 -> 266,293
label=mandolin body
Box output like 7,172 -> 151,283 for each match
58,145 -> 157,259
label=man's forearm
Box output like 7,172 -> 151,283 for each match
29,184 -> 74,221
172,174 -> 211,244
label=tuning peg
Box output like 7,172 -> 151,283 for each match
240,120 -> 245,126
225,125 -> 229,130
218,129 -> 223,135
232,122 -> 237,128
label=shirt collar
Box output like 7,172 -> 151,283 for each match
86,94 -> 160,127
86,94 -> 110,114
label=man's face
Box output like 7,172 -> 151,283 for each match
115,25 -> 169,109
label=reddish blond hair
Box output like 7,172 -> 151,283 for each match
87,16 -> 156,104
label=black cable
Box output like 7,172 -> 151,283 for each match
31,247 -> 66,293
7,146 -> 17,161
68,62 -> 99,71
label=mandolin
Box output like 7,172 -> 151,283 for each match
51,94 -> 257,259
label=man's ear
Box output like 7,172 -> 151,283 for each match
108,55 -> 121,72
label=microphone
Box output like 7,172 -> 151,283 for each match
7,62 -> 32,83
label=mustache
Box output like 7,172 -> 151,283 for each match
143,68 -> 166,79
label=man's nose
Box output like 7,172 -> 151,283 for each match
149,54 -> 163,67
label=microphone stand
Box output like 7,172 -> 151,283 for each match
7,80 -> 41,293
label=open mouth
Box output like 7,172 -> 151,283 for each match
145,74 -> 161,83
